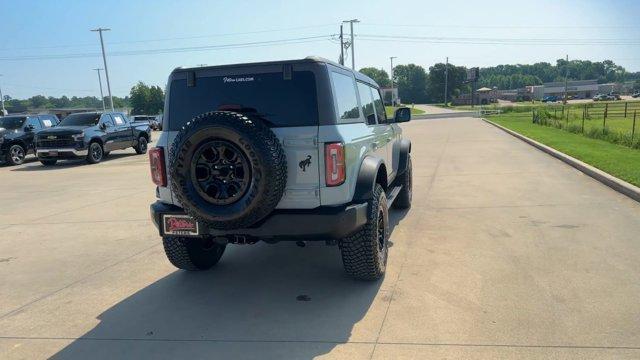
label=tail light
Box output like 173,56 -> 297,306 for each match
325,142 -> 345,186
149,147 -> 167,186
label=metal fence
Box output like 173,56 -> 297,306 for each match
530,102 -> 639,148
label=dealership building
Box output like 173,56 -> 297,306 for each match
530,80 -> 615,100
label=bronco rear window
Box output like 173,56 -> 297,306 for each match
168,71 -> 318,130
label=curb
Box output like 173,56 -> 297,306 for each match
413,111 -> 478,120
482,118 -> 640,203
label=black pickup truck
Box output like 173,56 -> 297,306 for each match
0,114 -> 60,165
35,111 -> 151,166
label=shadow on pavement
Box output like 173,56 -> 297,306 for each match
49,209 -> 408,360
10,153 -> 137,171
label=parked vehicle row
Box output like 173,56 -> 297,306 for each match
593,93 -> 621,101
1,112 -> 152,166
130,115 -> 162,130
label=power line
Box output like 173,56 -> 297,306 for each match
357,34 -> 640,45
0,35 -> 334,61
360,23 -> 640,30
357,35 -> 640,46
0,24 -> 336,52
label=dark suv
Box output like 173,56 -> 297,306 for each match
0,114 -> 59,165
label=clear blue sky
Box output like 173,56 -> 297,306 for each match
1,0 -> 638,98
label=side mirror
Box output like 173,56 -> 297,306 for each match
99,123 -> 107,130
393,107 -> 411,123
24,125 -> 35,132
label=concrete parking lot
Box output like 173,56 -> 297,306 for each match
1,117 -> 640,359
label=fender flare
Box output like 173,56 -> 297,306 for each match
353,156 -> 385,202
397,138 -> 412,175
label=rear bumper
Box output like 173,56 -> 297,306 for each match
36,148 -> 88,159
150,201 -> 368,240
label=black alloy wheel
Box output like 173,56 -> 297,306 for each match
191,140 -> 251,206
8,145 -> 26,165
135,136 -> 148,154
87,142 -> 104,164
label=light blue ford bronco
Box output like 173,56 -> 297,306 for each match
149,57 -> 412,280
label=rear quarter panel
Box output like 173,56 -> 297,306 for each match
318,123 -> 377,206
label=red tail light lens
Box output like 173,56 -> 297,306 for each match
325,142 -> 345,186
149,147 -> 167,186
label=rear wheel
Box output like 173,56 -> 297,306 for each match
40,159 -> 57,166
86,142 -> 104,164
134,136 -> 148,154
6,144 -> 26,166
340,184 -> 389,280
162,236 -> 226,271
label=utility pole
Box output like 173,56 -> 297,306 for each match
342,19 -> 359,70
0,74 -> 5,115
93,68 -> 106,111
91,27 -> 114,111
563,54 -> 569,105
444,57 -> 449,107
339,24 -> 344,66
390,56 -> 397,106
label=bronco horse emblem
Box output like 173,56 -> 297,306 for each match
299,155 -> 312,172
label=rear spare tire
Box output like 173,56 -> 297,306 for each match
170,111 -> 287,230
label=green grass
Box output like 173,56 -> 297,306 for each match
488,113 -> 640,187
385,106 -> 425,118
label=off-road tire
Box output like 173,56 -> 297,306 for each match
162,236 -> 226,271
393,155 -> 412,209
86,141 -> 103,164
40,159 -> 57,166
6,144 -> 26,166
340,184 -> 389,280
134,136 -> 148,154
170,111 -> 287,230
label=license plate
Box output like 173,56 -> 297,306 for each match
163,215 -> 199,236
48,151 -> 58,156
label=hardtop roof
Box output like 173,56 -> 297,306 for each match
172,56 -> 379,88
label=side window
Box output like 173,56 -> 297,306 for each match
330,71 -> 360,121
357,82 -> 376,125
371,87 -> 387,124
100,114 -> 115,127
26,116 -> 42,130
113,114 -> 125,125
39,115 -> 56,128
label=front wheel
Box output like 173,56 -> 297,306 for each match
86,142 -> 104,164
340,184 -> 389,280
162,236 -> 226,271
6,144 -> 26,166
134,136 -> 148,154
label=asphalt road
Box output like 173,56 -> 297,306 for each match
1,118 -> 640,359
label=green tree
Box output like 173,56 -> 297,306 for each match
426,62 -> 469,104
393,64 -> 428,104
359,67 -> 391,87
147,86 -> 164,114
130,82 -> 163,115
29,95 -> 49,108
479,59 -> 633,89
